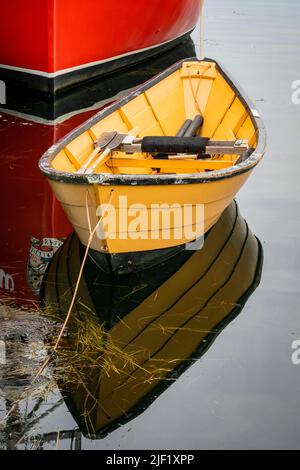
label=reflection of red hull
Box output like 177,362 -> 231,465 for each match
0,0 -> 199,93
0,40 -> 196,306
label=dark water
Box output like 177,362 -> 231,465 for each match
0,0 -> 300,450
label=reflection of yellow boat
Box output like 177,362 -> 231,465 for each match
39,59 -> 266,268
41,201 -> 263,438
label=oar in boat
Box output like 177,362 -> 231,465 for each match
183,115 -> 204,137
93,134 -> 248,158
79,116 -> 203,174
82,134 -> 248,173
176,114 -> 203,138
77,131 -> 117,174
176,119 -> 193,137
78,126 -> 140,174
144,115 -> 203,161
106,137 -> 249,171
80,133 -> 248,173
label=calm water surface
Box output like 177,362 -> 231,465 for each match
0,0 -> 300,450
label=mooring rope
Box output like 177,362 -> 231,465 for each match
199,0 -> 204,59
34,189 -> 115,378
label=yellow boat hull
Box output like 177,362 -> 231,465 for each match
39,59 -> 266,259
49,169 -> 252,253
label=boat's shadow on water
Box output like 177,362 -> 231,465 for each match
0,200 -> 263,448
0,199 -> 264,448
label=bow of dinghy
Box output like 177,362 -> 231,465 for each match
39,59 -> 266,256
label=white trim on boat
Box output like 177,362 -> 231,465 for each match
0,30 -> 193,78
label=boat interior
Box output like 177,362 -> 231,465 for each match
51,61 -> 258,176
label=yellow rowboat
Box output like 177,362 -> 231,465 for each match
41,201 -> 263,438
39,59 -> 266,274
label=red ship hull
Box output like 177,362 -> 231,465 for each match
0,0 -> 199,93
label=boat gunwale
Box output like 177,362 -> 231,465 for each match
39,57 -> 266,186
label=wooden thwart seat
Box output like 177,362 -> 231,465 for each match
77,125 -> 248,174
